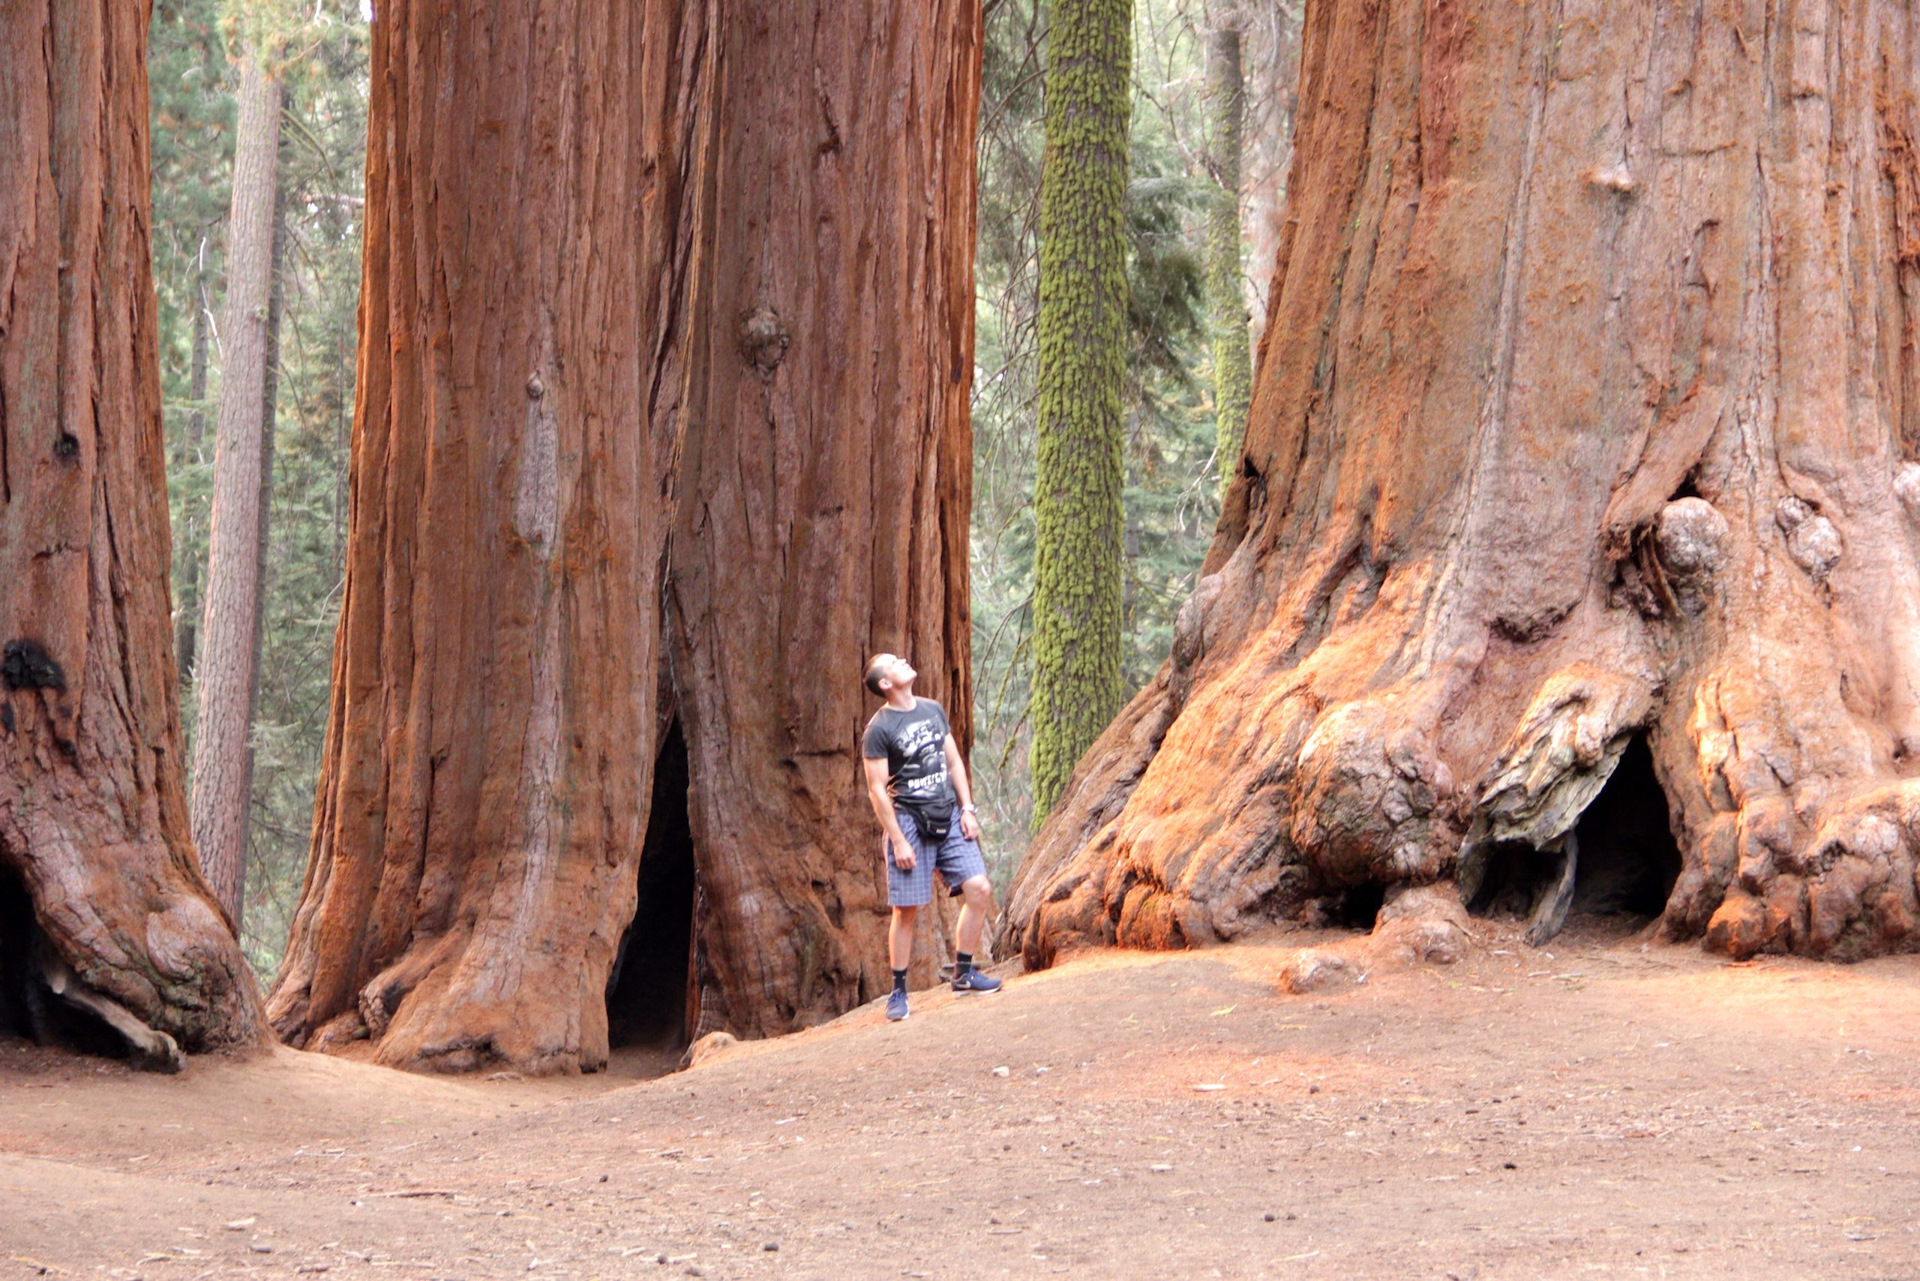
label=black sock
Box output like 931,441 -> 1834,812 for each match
955,952 -> 973,977
892,968 -> 908,995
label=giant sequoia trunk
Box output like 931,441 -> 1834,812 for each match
1010,0 -> 1920,965
0,0 -> 263,1051
266,0 -> 978,1073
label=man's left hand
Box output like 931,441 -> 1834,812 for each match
960,809 -> 981,841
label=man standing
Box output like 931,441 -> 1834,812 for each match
861,653 -> 1003,1021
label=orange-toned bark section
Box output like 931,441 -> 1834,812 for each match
1011,0 -> 1920,965
0,0 -> 264,1050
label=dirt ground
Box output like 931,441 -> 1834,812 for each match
4,917 -> 1920,1280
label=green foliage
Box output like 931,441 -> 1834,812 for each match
972,0 -> 1224,865
223,0 -> 311,66
153,0 -> 367,978
151,0 -> 234,627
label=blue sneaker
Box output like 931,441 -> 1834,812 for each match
885,988 -> 910,1021
952,967 -> 1002,995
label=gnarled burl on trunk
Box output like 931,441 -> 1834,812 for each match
1008,0 -> 1920,964
0,0 -> 265,1056
265,0 -> 978,1073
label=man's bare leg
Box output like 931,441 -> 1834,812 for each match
951,875 -> 1003,994
955,875 -> 994,956
890,906 -> 917,969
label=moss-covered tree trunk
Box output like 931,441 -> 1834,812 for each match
1011,0 -> 1920,966
1029,0 -> 1133,823
1205,4 -> 1251,493
0,0 -> 265,1052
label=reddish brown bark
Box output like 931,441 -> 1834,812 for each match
665,2 -> 979,1039
1010,0 -> 1920,965
266,0 -> 978,1072
0,0 -> 264,1051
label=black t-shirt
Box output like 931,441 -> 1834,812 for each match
862,698 -> 954,810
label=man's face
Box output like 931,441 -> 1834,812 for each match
876,654 -> 916,690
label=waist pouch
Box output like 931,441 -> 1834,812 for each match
896,798 -> 953,843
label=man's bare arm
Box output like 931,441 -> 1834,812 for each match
944,734 -> 981,841
864,757 -> 914,869
942,734 -> 975,809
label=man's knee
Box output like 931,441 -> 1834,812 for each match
892,905 -> 919,925
960,875 -> 994,907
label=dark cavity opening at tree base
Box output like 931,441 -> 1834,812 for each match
0,862 -> 126,1060
605,721 -> 696,1055
1464,735 -> 1683,945
1327,880 -> 1387,931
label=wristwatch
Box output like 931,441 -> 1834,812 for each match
961,803 -> 977,814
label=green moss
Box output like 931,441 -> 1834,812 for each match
1204,21 -> 1251,495
1030,0 -> 1134,825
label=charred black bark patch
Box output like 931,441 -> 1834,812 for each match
2,639 -> 65,692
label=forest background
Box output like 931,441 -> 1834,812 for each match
149,0 -> 1300,977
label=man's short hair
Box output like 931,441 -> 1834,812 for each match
864,655 -> 891,698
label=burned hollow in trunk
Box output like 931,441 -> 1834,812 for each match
1463,735 -> 1683,945
606,723 -> 696,1051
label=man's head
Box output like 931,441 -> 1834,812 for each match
864,653 -> 917,699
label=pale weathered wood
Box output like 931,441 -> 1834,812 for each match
191,52 -> 283,924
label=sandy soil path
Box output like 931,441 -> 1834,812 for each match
5,919 -> 1920,1279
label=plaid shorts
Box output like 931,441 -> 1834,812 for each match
885,805 -> 988,907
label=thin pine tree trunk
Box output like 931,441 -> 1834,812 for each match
231,165 -> 288,932
1028,0 -> 1133,823
190,54 -> 282,924
174,253 -> 211,682
1241,0 -> 1299,331
331,334 -> 345,583
1204,7 -> 1251,492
